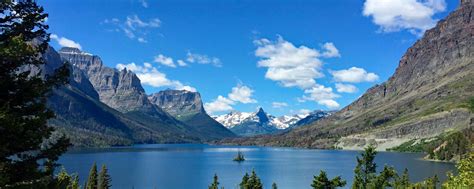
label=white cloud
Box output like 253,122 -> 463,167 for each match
137,37 -> 147,43
254,36 -> 345,109
186,52 -> 222,67
335,83 -> 358,93
318,99 -> 340,109
116,62 -> 195,92
254,36 -> 324,89
363,0 -> 446,34
177,60 -> 187,66
301,84 -> 340,109
176,85 -> 197,92
204,96 -> 235,115
330,67 -> 379,83
139,0 -> 148,8
50,34 -> 82,50
272,102 -> 288,108
154,54 -> 176,68
321,42 -> 340,58
298,109 -> 312,115
103,15 -> 161,42
204,84 -> 256,115
228,85 -> 257,104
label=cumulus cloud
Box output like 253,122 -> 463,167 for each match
335,83 -> 358,93
254,36 -> 324,89
204,96 -> 235,114
50,34 -> 82,50
228,85 -> 257,104
272,102 -> 288,108
330,67 -> 379,83
254,36 -> 344,109
116,62 -> 196,92
204,85 -> 257,115
321,42 -> 340,58
186,52 -> 222,67
363,0 -> 446,34
103,15 -> 161,42
154,54 -> 176,68
301,84 -> 340,109
177,60 -> 187,66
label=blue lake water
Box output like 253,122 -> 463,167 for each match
59,144 -> 455,189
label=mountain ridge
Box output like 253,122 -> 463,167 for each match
43,46 -> 235,147
218,1 -> 474,150
213,108 -> 329,136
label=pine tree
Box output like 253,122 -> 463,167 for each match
0,0 -> 70,187
240,173 -> 249,189
394,168 -> 410,188
271,182 -> 277,189
368,166 -> 397,188
311,170 -> 346,189
247,170 -> 263,189
352,145 -> 377,189
209,173 -> 220,189
86,163 -> 98,189
98,164 -> 111,189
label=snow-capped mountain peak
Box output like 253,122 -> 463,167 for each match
213,108 -> 312,130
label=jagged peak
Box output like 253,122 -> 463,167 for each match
254,107 -> 269,123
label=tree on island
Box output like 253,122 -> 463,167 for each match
311,170 -> 346,189
0,0 -> 71,187
233,151 -> 245,162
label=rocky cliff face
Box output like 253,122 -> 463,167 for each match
221,1 -> 473,149
58,47 -> 162,115
148,89 -> 235,139
41,47 -> 236,146
148,89 -> 204,117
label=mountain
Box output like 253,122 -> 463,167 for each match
220,1 -> 474,151
41,46 -> 235,147
148,89 -> 235,139
290,110 -> 332,128
58,47 -> 165,115
213,108 -> 308,136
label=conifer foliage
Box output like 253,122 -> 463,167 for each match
85,163 -> 111,189
0,0 -> 70,187
311,170 -> 346,189
98,165 -> 112,189
209,173 -> 221,189
240,170 -> 263,189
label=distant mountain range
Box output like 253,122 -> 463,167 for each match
40,46 -> 330,146
213,108 -> 330,136
43,47 -> 235,147
219,1 -> 474,153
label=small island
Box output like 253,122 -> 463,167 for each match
233,151 -> 245,162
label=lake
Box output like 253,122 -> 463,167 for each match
59,144 -> 455,189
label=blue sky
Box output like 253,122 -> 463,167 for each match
41,0 -> 458,116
